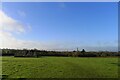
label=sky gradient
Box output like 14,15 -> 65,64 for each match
1,2 -> 118,51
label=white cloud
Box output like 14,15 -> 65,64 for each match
0,10 -> 32,49
0,10 -> 25,33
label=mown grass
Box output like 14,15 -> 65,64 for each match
2,56 -> 119,78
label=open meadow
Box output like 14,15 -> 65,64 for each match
2,57 -> 119,78
1,2 -> 119,79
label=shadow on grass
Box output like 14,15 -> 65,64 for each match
1,75 -> 28,80
1,74 -> 8,79
1,78 -> 119,80
14,56 -> 48,58
111,63 -> 120,66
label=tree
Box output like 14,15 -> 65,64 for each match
81,49 -> 85,53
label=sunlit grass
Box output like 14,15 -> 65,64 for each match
2,56 -> 118,78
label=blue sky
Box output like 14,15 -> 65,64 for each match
1,2 -> 118,51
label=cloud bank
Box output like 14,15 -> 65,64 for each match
0,10 -> 25,33
0,10 -> 29,49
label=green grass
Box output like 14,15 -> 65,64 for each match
2,56 -> 119,78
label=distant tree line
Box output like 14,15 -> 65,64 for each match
1,48 -> 120,57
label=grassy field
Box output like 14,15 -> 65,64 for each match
2,57 -> 119,78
